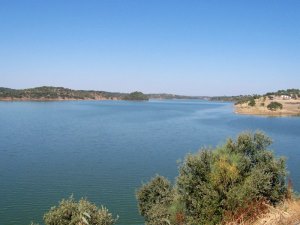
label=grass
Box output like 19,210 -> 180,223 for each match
223,199 -> 300,225
253,200 -> 300,225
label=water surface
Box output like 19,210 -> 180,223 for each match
0,100 -> 299,224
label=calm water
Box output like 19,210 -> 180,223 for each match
0,100 -> 299,225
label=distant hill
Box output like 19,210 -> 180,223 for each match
211,89 -> 300,103
147,93 -> 209,100
210,95 -> 254,103
4,86 -> 297,106
0,86 -> 207,101
0,86 -> 125,101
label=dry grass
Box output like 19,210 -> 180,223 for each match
223,199 -> 269,225
224,199 -> 300,225
253,200 -> 300,225
235,96 -> 300,116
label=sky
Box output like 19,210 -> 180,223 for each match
0,0 -> 299,96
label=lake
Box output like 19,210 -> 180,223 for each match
0,100 -> 299,225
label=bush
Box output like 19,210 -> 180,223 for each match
177,150 -> 222,224
178,132 -> 287,224
248,98 -> 256,106
31,196 -> 118,225
137,132 -> 288,225
267,102 -> 283,111
136,175 -> 174,224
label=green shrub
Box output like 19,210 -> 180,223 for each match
248,98 -> 256,106
138,132 -> 288,225
145,204 -> 171,225
177,132 -> 287,224
168,193 -> 185,225
31,196 -> 117,225
177,150 -> 222,225
136,175 -> 174,224
267,101 -> 283,111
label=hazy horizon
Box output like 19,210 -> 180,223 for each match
1,0 -> 299,96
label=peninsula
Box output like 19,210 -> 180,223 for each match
234,89 -> 300,116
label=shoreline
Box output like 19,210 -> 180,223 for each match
234,105 -> 300,117
0,97 -> 119,102
234,96 -> 300,117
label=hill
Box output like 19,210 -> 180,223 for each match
0,86 -> 126,101
147,93 -> 209,100
0,86 -> 210,101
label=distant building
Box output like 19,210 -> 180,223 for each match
281,95 -> 292,100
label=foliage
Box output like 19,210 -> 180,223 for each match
211,95 -> 262,105
123,91 -> 149,101
267,102 -> 283,111
210,95 -> 253,104
213,89 -> 300,105
136,175 -> 174,224
177,132 -> 287,224
0,86 -> 126,100
145,204 -> 172,225
147,93 -> 204,100
248,98 -> 256,106
266,89 -> 300,97
137,132 -> 288,225
30,196 -> 118,225
168,193 -> 186,225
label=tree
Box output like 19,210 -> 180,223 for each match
267,102 -> 283,111
248,98 -> 256,107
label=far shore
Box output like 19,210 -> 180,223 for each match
0,97 -> 119,102
235,98 -> 300,117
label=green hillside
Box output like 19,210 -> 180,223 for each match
0,86 -> 132,100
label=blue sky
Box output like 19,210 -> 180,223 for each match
0,0 -> 299,95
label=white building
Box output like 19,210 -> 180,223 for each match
281,95 -> 291,100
